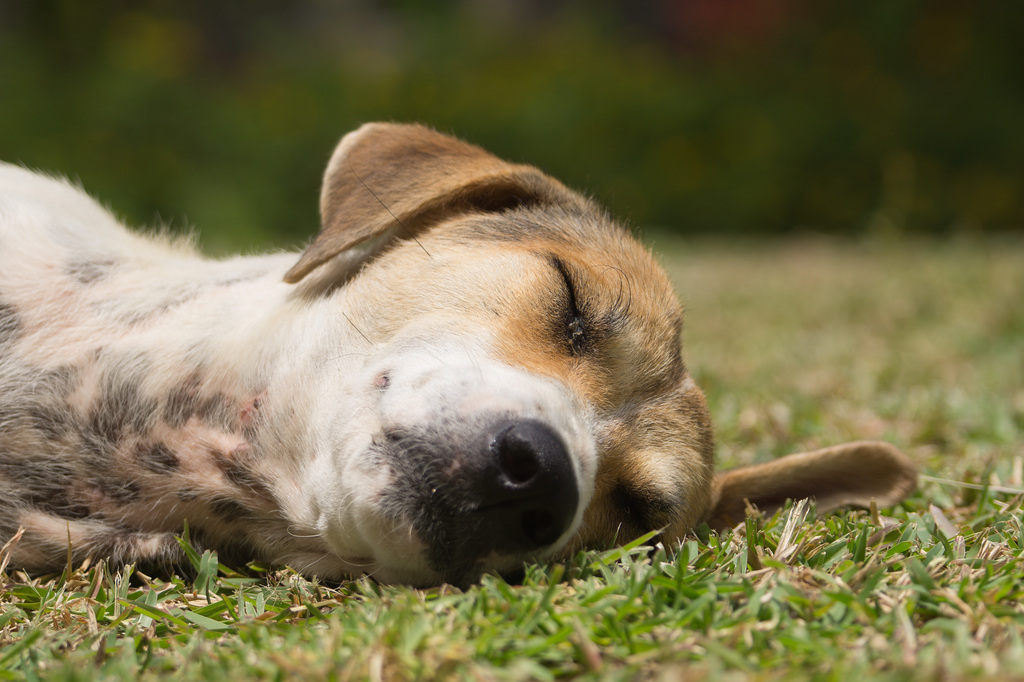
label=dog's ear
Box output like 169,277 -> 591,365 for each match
284,122 -> 571,284
706,441 -> 917,530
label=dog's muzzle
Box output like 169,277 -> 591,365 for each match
377,417 -> 580,587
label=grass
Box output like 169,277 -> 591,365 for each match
2,236 -> 1023,680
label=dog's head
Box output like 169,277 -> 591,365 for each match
282,123 -> 916,587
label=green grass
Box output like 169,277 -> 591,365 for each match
2,236 -> 1023,680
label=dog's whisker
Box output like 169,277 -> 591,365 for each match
326,351 -> 371,362
347,158 -> 431,259
341,310 -> 371,345
285,526 -> 322,540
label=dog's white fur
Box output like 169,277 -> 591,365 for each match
0,123 -> 917,586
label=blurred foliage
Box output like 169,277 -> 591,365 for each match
0,0 -> 1021,252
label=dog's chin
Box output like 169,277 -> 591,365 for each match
366,563 -> 445,589
340,523 -> 565,588
372,552 -> 537,590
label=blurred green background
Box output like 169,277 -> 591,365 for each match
1,0 -> 1021,253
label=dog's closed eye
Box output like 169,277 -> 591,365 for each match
551,257 -> 590,356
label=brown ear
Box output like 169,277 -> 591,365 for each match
283,122 -> 571,283
707,441 -> 917,530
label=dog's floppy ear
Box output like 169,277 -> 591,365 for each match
284,122 -> 571,284
707,441 -> 917,530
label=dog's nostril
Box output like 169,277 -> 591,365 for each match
497,433 -> 541,484
493,421 -> 564,486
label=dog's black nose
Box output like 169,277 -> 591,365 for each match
479,420 -> 579,550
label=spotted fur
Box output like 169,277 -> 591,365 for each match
0,123 -> 917,586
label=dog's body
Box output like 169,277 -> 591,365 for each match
0,124 -> 916,586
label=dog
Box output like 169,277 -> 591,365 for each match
0,123 -> 917,587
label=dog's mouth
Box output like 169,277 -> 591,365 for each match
374,417 -> 581,587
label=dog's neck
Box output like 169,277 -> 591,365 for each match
10,246 -> 373,567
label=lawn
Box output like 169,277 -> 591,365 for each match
1,236 -> 1022,681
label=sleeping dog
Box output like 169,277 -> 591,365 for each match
0,123 -> 916,587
